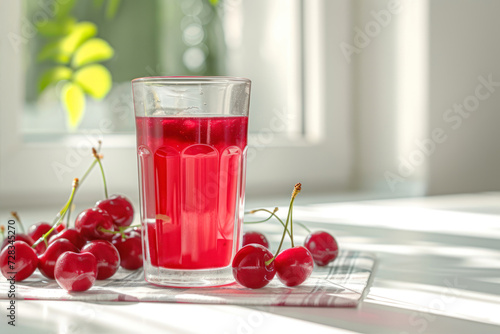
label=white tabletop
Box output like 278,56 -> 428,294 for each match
1,193 -> 500,333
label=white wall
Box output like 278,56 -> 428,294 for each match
348,0 -> 500,196
426,0 -> 500,195
348,0 -> 427,196
351,0 -> 401,194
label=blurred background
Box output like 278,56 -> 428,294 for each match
1,0 -> 500,208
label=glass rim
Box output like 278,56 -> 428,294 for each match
131,76 -> 251,85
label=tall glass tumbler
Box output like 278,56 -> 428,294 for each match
132,77 -> 251,287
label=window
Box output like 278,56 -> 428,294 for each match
0,0 -> 350,207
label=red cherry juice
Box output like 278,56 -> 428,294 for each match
136,116 -> 248,270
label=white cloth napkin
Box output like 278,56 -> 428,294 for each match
2,250 -> 375,307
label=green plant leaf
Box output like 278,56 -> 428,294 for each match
106,0 -> 121,19
61,82 -> 85,130
60,22 -> 98,57
38,66 -> 73,93
73,64 -> 112,99
38,22 -> 97,64
38,40 -> 71,63
72,38 -> 114,68
37,17 -> 76,37
208,0 -> 219,6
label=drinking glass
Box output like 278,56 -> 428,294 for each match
132,77 -> 251,287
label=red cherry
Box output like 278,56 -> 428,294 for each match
28,222 -> 54,240
242,231 -> 270,249
33,242 -> 47,255
1,234 -> 34,251
80,240 -> 120,280
96,195 -> 134,227
38,239 -> 79,279
0,241 -> 39,281
275,246 -> 314,287
54,252 -> 97,292
75,207 -> 115,240
49,228 -> 86,250
28,223 -> 55,255
111,231 -> 143,270
232,244 -> 276,289
304,231 -> 339,266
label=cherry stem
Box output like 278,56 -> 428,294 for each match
98,224 -> 140,238
0,226 -> 5,243
93,147 -> 108,199
244,208 -> 292,240
80,159 -> 98,186
32,178 -> 79,249
79,142 -> 102,187
52,143 -> 102,228
10,212 -> 26,234
66,203 -> 75,228
66,204 -> 73,228
244,208 -> 277,223
98,226 -> 113,234
288,199 -> 295,247
62,143 -> 104,228
245,207 -> 311,234
295,221 -> 311,233
265,183 -> 301,266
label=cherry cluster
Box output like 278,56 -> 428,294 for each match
233,183 -> 339,289
0,144 -> 142,292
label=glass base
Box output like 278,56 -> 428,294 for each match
144,263 -> 235,287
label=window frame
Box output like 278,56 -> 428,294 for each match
0,0 -> 352,207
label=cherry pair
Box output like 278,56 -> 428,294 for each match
38,238 -> 119,278
48,239 -> 120,292
235,183 -> 341,289
237,230 -> 338,289
233,243 -> 315,289
233,183 -> 315,288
